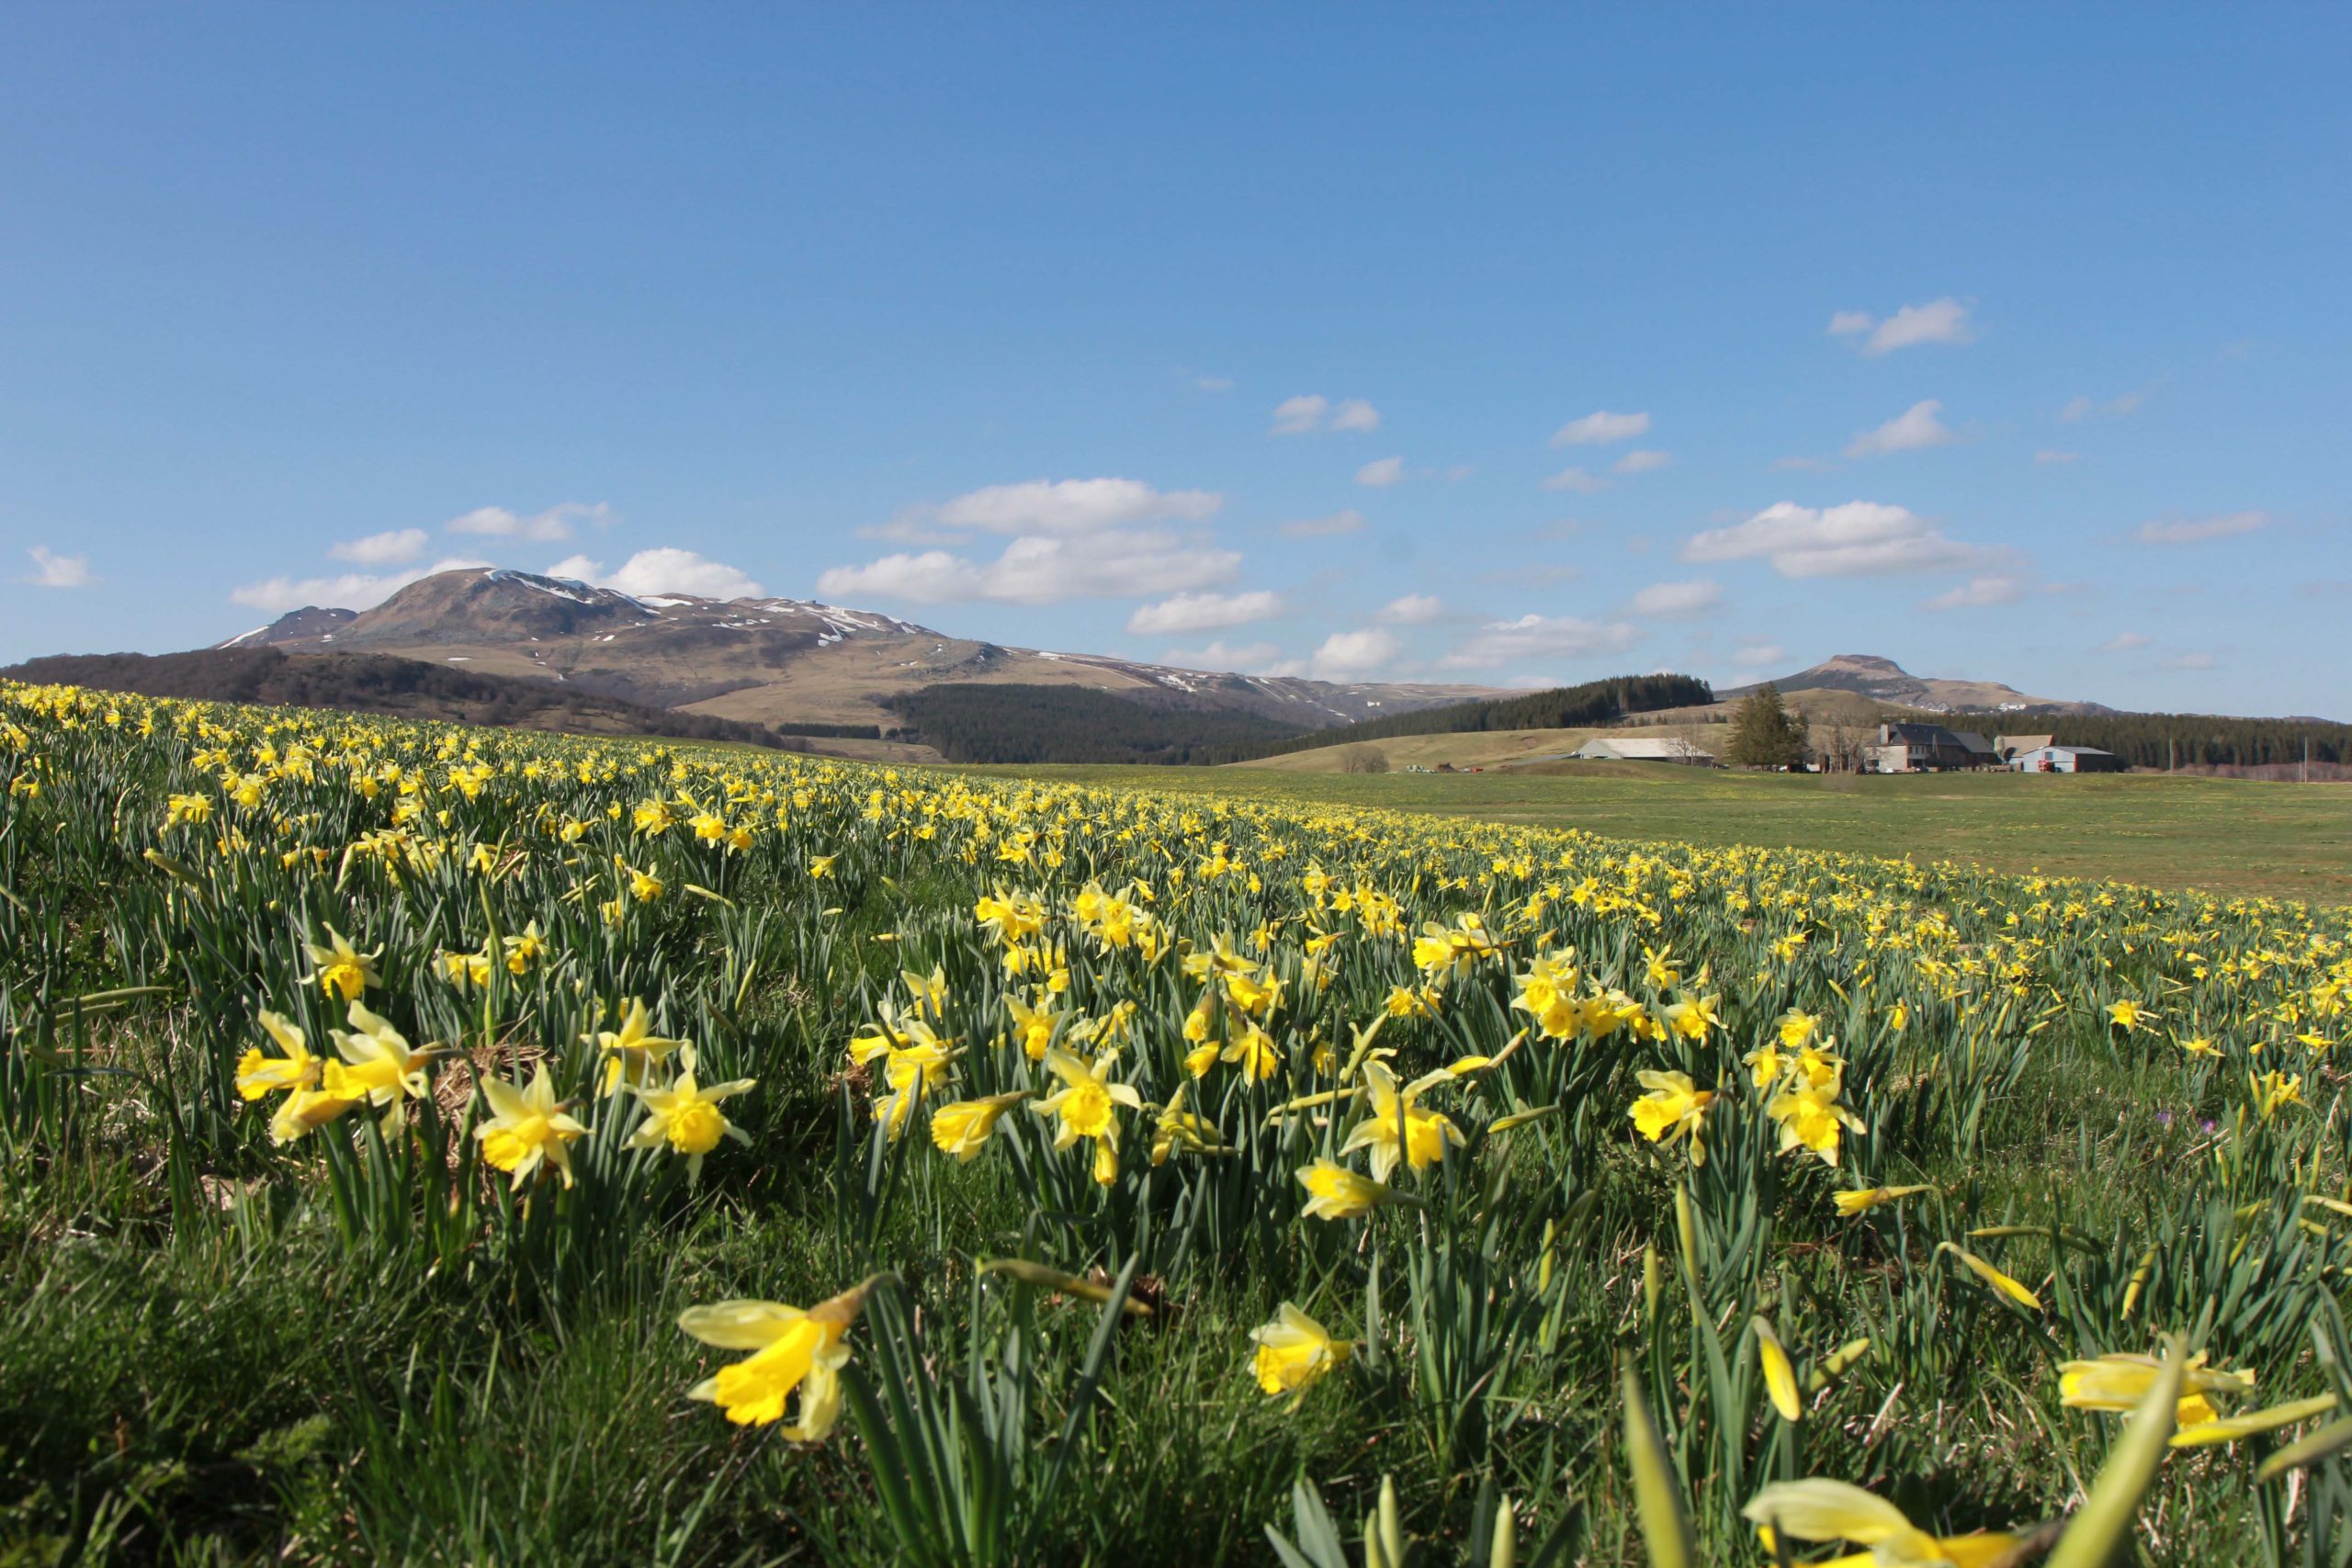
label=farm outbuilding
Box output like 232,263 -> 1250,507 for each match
1569,736 -> 1716,765
2010,744 -> 2125,774
1869,722 -> 2002,773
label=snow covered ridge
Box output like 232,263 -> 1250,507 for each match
481,569 -> 657,615
472,570 -> 917,637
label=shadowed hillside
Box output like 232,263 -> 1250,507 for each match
2,648 -> 797,749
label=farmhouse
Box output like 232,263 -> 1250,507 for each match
1569,736 -> 1716,765
1869,722 -> 2000,773
2010,744 -> 2126,774
1995,733 -> 2054,763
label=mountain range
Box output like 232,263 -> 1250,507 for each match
1718,652 -> 2104,716
217,569 -> 1509,732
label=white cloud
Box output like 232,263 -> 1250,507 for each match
2163,651 -> 2216,671
1300,627 -> 1400,680
1920,573 -> 2028,611
593,547 -> 763,600
1542,466 -> 1606,493
1845,400 -> 1957,457
446,502 -> 612,542
2100,631 -> 2154,652
1730,642 -> 1787,669
1271,395 -> 1379,435
1614,448 -> 1673,475
2035,449 -> 2080,465
1681,501 -> 1996,578
1278,509 -> 1366,537
1195,375 -> 1235,393
2060,389 -> 2148,423
1628,579 -> 1722,618
1125,589 -> 1284,635
1163,639 -> 1281,671
1271,394 -> 1329,434
24,545 -> 95,588
230,556 -> 492,613
2136,511 -> 2267,545
1551,410 -> 1652,447
329,527 -> 429,566
932,477 -> 1222,535
818,529 -> 1239,606
1378,592 -> 1445,624
1438,613 -> 1641,670
1355,457 -> 1406,488
1829,297 -> 1974,355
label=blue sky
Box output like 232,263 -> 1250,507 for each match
4,5 -> 2346,716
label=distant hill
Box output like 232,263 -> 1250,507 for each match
1202,672 -> 1718,765
885,683 -> 1310,764
216,568 -> 1509,732
1718,653 -> 2100,715
1,647 -> 797,750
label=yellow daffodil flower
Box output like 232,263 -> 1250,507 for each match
1250,1302 -> 1352,1402
1743,1478 -> 2022,1568
1339,1059 -> 1464,1183
930,1090 -> 1029,1161
1628,1069 -> 1715,1165
678,1276 -> 885,1438
472,1064 -> 588,1189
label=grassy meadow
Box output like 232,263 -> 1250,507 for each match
1013,761 -> 2352,905
7,681 -> 2352,1564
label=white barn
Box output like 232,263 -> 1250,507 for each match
1570,736 -> 1716,765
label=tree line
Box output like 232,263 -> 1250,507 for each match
1896,707 -> 2352,770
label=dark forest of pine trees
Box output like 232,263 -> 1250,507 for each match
1908,708 -> 2351,769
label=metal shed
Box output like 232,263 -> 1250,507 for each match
2009,744 -> 2125,774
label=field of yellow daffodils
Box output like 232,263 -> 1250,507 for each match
6,680 -> 2352,1564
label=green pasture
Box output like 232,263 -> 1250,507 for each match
974,763 -> 2352,905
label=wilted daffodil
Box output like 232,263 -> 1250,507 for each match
1628,1069 -> 1716,1165
1744,1478 -> 2023,1568
300,927 -> 380,1003
1250,1302 -> 1353,1403
678,1276 -> 887,1438
1149,1084 -> 1230,1165
626,1047 -> 755,1183
472,1064 -> 588,1189
1339,1059 -> 1464,1182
